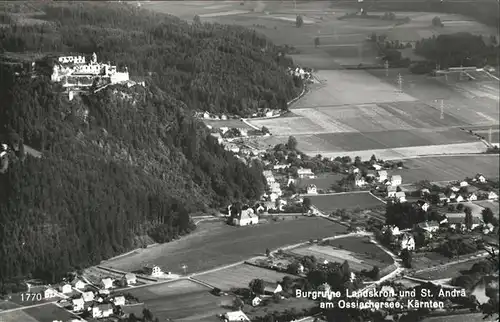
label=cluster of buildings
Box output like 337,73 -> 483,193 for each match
288,66 -> 313,81
263,170 -> 283,202
50,52 -> 130,88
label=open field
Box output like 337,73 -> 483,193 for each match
202,119 -> 253,130
309,142 -> 488,161
473,200 -> 500,217
392,155 -> 500,183
246,297 -> 316,320
103,218 -> 347,274
308,192 -> 385,213
293,70 -> 416,108
413,259 -> 484,280
23,304 -> 77,322
127,279 -> 225,322
0,310 -> 39,322
290,240 -> 393,272
195,264 -> 293,290
296,173 -> 344,191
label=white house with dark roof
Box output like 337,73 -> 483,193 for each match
455,195 -> 464,203
82,291 -> 94,302
450,186 -> 460,192
223,310 -> 251,322
355,174 -> 366,187
252,296 -> 262,307
297,167 -> 314,178
263,282 -> 283,295
306,184 -> 317,194
415,200 -> 430,212
44,288 -> 57,299
59,284 -> 72,294
459,181 -> 469,187
372,164 -> 382,170
112,295 -> 126,307
70,278 -> 85,290
467,193 -> 478,201
420,188 -> 430,197
233,208 -> 259,226
488,191 -> 498,200
398,233 -> 415,251
475,174 -> 486,183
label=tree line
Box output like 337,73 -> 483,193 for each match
0,1 -> 299,288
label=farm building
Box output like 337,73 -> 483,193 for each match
488,191 -> 498,200
112,295 -> 126,306
44,288 -> 57,299
415,200 -> 430,212
390,175 -> 402,186
72,298 -> 84,312
263,282 -> 283,295
467,193 -> 478,201
420,188 -> 430,197
82,291 -> 94,302
233,208 -> 259,226
398,233 -> 415,251
444,213 -> 482,230
459,181 -> 469,187
70,278 -> 85,290
306,184 -> 318,194
59,284 -> 72,294
387,186 -> 397,198
417,221 -> 440,233
355,174 -> 366,187
121,273 -> 137,286
223,310 -> 251,322
372,164 -> 382,170
297,167 -> 314,179
395,191 -> 407,203
475,174 -> 486,183
100,278 -> 114,289
377,171 -> 388,182
455,195 -> 464,203
91,303 -> 113,319
252,296 -> 262,307
383,225 -> 401,236
144,264 -> 162,277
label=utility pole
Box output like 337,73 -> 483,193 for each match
397,73 -> 403,93
440,99 -> 444,120
489,127 -> 492,144
384,60 -> 389,77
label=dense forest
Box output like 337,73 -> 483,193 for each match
414,32 -> 499,68
0,2 -> 300,288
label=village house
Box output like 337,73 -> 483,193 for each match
263,282 -> 283,296
91,303 -> 114,319
450,186 -> 460,192
144,265 -> 162,277
233,207 -> 259,226
44,288 -> 57,299
467,193 -> 478,201
72,298 -> 85,312
59,284 -> 72,294
273,164 -> 290,170
365,170 -> 377,179
70,278 -> 85,290
121,273 -> 137,286
100,278 -> 114,290
488,191 -> 498,200
417,221 -> 440,233
266,175 -> 276,185
251,296 -> 262,307
372,164 -> 382,170
455,195 -> 464,203
475,174 -> 486,183
355,174 -> 366,187
348,166 -> 360,174
223,310 -> 251,322
297,167 -> 314,179
112,295 -> 126,307
437,193 -> 449,204
390,175 -> 402,186
445,213 -> 482,230
459,180 -> 469,187
398,233 -> 415,251
420,188 -> 430,197
395,191 -> 406,203
377,170 -> 388,183
415,200 -> 430,212
387,186 -> 397,198
269,182 -> 282,196
221,114 -> 228,120
448,192 -> 457,200
263,170 -> 273,178
82,291 -> 94,302
382,225 -> 401,236
263,201 -> 277,211
254,203 -> 266,214
269,192 -> 279,202
306,184 -> 317,194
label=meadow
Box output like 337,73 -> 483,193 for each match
103,218 -> 347,274
308,192 -> 385,213
127,279 -> 225,322
194,264 -> 293,290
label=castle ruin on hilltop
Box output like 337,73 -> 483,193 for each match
51,52 -> 130,88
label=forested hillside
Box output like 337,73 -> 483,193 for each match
0,2 -> 296,288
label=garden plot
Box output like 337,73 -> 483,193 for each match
292,70 -> 417,108
308,192 -> 385,213
292,108 -> 358,133
291,246 -> 374,272
195,264 -> 293,290
248,116 -> 325,136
